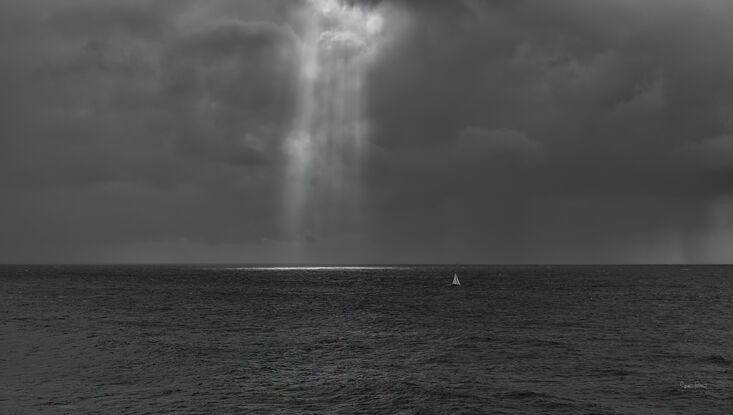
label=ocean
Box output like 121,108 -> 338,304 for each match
2,265 -> 732,414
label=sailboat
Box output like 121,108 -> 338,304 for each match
451,273 -> 461,286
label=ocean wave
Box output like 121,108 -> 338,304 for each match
497,390 -> 579,411
700,354 -> 732,366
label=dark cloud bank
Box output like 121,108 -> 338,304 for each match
1,0 -> 732,264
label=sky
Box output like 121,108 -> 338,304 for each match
1,0 -> 733,264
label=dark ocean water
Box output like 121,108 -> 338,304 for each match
1,265 -> 732,414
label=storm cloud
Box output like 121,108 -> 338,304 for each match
1,0 -> 732,263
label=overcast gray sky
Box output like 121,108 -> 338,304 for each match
1,0 -> 733,264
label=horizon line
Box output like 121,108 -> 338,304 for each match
1,263 -> 731,267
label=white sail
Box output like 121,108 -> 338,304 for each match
452,273 -> 460,286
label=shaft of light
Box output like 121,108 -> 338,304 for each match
284,0 -> 383,243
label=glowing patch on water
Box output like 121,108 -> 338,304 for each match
222,266 -> 401,271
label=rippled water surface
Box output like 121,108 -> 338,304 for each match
2,265 -> 732,414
